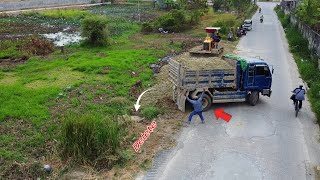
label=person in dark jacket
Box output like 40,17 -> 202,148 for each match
186,89 -> 206,124
291,85 -> 306,109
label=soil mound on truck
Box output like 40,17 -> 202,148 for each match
173,52 -> 234,70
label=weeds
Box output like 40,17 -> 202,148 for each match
60,113 -> 121,168
141,106 -> 162,119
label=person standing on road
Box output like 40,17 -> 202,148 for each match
290,85 -> 306,109
186,89 -> 206,124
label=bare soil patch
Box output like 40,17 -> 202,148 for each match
0,56 -> 28,67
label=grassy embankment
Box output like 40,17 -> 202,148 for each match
275,6 -> 320,121
0,4 -> 257,179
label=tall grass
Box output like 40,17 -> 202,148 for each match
275,6 -> 320,121
60,113 -> 121,166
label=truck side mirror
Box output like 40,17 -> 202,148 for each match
272,68 -> 274,74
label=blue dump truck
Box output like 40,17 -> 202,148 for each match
168,54 -> 274,112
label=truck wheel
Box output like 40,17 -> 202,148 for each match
248,91 -> 259,106
202,94 -> 212,111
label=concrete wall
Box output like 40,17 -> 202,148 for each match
0,0 -> 102,11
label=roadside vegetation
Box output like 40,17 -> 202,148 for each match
0,2 -> 258,179
294,0 -> 320,33
275,6 -> 320,121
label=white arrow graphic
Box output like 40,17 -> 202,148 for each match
134,88 -> 153,111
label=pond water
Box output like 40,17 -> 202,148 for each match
42,32 -> 82,46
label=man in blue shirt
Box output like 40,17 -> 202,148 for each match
186,89 -> 206,124
291,85 -> 306,109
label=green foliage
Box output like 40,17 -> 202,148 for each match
212,0 -> 224,11
0,36 -> 54,59
81,15 -> 110,46
212,18 -> 236,37
154,9 -> 187,32
24,9 -> 91,19
141,22 -> 154,33
190,10 -> 202,25
295,0 -> 320,32
212,21 -> 227,34
231,0 -> 252,13
141,106 -> 161,119
0,40 -> 23,59
0,85 -> 58,121
60,113 -> 121,165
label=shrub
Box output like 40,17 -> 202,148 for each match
141,106 -> 161,119
60,113 -> 121,167
141,22 -> 154,33
155,9 -> 187,32
189,10 -> 202,25
154,9 -> 187,32
21,36 -> 55,56
212,21 -> 227,35
81,15 -> 110,46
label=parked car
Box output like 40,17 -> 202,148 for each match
243,19 -> 253,31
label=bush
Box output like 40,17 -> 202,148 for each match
81,15 -> 110,46
60,113 -> 121,167
154,10 -> 187,32
141,106 -> 161,119
141,22 -> 154,33
21,36 -> 55,56
212,21 -> 228,35
190,10 -> 202,25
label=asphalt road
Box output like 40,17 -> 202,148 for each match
142,2 -> 320,180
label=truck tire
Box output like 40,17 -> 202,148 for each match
248,91 -> 259,106
202,94 -> 212,111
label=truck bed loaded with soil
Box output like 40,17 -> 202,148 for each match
169,53 -> 274,112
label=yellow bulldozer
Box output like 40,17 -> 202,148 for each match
190,27 -> 224,56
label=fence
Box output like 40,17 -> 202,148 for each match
0,0 -> 102,12
289,15 -> 320,61
280,5 -> 320,69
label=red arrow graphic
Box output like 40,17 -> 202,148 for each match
214,108 -> 232,122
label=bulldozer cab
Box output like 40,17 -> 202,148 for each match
204,27 -> 220,51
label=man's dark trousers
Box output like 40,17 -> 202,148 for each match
188,111 -> 204,122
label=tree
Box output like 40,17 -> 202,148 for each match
296,0 -> 320,32
213,0 -> 224,11
231,0 -> 251,13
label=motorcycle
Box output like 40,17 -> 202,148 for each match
237,28 -> 246,37
260,18 -> 263,23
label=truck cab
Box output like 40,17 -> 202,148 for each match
243,58 -> 273,97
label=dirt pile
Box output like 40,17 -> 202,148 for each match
173,52 -> 233,70
141,65 -> 173,107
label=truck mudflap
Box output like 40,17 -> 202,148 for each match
262,89 -> 272,97
173,88 -> 187,112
